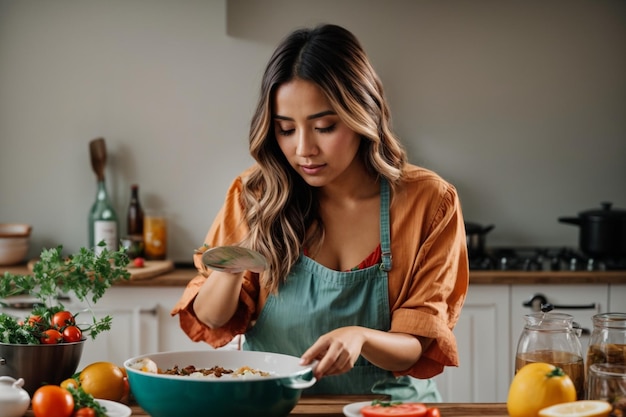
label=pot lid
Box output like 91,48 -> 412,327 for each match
465,222 -> 495,234
580,202 -> 626,220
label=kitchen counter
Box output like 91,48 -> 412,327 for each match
22,397 -> 509,416
5,264 -> 626,286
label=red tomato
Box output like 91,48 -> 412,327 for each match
426,407 -> 441,417
62,325 -> 83,342
361,402 -> 428,417
52,311 -> 75,328
31,385 -> 74,417
27,315 -> 43,326
133,257 -> 145,267
74,407 -> 97,417
40,329 -> 63,344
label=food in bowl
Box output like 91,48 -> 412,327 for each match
130,359 -> 272,378
124,350 -> 316,417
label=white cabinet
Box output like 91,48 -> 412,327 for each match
433,285 -> 511,402
609,284 -> 626,312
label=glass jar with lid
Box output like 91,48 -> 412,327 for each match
515,312 -> 585,399
586,313 -> 626,375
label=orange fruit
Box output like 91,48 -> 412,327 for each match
507,362 -> 577,417
538,400 -> 612,417
79,361 -> 126,401
60,377 -> 79,390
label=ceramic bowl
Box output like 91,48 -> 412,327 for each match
124,350 -> 316,417
0,224 -> 31,266
0,224 -> 31,238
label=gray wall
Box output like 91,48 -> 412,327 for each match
1,0 -> 625,262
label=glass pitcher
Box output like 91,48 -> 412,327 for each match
515,312 -> 585,399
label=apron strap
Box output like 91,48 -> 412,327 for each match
380,179 -> 392,272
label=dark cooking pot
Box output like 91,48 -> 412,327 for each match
559,202 -> 626,257
465,222 -> 494,258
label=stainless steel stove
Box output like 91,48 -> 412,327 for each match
469,247 -> 626,271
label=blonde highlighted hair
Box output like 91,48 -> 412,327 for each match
241,24 -> 408,292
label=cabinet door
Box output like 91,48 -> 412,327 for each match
77,304 -> 158,369
609,284 -> 626,312
77,287 -> 236,370
433,285 -> 511,402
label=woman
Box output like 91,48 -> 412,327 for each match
172,23 -> 468,401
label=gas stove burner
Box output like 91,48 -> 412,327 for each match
468,247 -> 626,271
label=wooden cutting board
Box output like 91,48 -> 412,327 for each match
126,259 -> 175,280
27,259 -> 175,281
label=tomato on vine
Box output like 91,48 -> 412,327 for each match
40,329 -> 63,344
62,325 -> 83,342
27,315 -> 43,327
52,310 -> 75,328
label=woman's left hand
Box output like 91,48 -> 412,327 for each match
300,326 -> 365,379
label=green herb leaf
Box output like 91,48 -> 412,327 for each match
67,385 -> 108,417
0,244 -> 130,344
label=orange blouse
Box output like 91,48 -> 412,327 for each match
171,163 -> 469,379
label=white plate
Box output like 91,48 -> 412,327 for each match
96,399 -> 131,417
343,401 -> 372,417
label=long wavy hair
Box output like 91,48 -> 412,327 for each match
241,24 -> 408,292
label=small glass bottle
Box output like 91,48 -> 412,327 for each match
127,184 -> 144,237
89,178 -> 119,254
124,184 -> 145,258
515,312 -> 585,399
586,313 -> 626,375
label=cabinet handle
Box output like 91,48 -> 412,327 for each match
141,307 -> 158,316
522,294 -> 597,312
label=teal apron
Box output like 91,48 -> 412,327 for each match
244,180 -> 441,402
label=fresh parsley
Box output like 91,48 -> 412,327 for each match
0,243 -> 130,344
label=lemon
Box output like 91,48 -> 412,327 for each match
507,362 -> 577,417
79,361 -> 126,401
538,400 -> 612,417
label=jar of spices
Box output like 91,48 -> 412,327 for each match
586,313 -> 626,376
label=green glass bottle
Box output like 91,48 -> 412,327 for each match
89,179 -> 119,254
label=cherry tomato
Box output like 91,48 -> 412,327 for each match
133,257 -> 145,267
27,315 -> 43,326
361,402 -> 428,417
426,407 -> 441,417
31,385 -> 74,417
74,407 -> 97,417
62,325 -> 83,342
52,310 -> 75,328
40,328 -> 63,344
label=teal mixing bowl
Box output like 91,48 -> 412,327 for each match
124,350 -> 316,417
